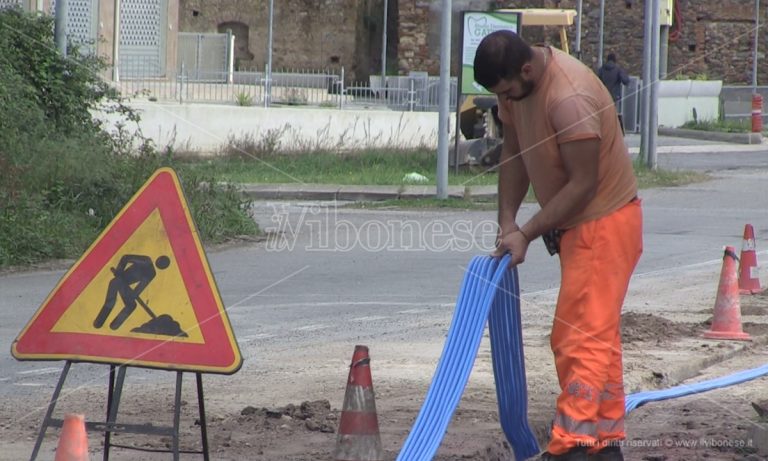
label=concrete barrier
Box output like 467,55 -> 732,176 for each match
96,102 -> 455,155
657,80 -> 722,128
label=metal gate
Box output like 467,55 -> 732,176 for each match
120,0 -> 167,78
50,0 -> 100,55
0,0 -> 23,9
622,76 -> 642,134
177,32 -> 229,82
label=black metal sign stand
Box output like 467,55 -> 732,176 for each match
29,361 -> 210,461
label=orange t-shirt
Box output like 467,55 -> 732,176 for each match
497,47 -> 637,229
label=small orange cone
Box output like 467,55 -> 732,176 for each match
738,224 -> 764,294
703,246 -> 752,341
333,345 -> 384,461
55,414 -> 89,461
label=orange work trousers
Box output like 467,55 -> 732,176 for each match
547,198 -> 643,455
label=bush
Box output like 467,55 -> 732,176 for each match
0,8 -> 258,268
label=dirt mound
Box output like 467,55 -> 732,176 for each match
236,400 -> 338,434
740,303 -> 768,316
622,312 -> 702,343
436,440 -> 514,461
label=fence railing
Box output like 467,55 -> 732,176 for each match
111,59 -> 458,111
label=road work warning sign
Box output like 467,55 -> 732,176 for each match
11,168 -> 242,374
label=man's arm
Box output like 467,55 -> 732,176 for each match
518,138 -> 599,241
619,67 -> 630,85
497,129 -> 529,234
493,128 -> 531,264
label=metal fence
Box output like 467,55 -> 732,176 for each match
619,83 -> 768,131
721,85 -> 768,122
112,61 -> 458,111
177,32 -> 231,82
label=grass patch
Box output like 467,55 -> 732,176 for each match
178,149 -> 498,187
178,149 -> 706,191
345,162 -> 707,210
681,118 -> 751,133
348,197 -> 498,210
634,158 -> 710,188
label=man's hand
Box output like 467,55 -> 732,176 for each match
492,230 -> 530,266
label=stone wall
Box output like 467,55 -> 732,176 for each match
176,1 -> 767,84
395,0 -> 767,84
551,0 -> 766,84
178,0 -> 384,81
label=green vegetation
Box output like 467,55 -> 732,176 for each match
349,161 -> 706,210
234,91 -> 254,107
0,8 -> 257,268
681,118 -> 751,133
183,140 -> 705,192
672,73 -> 709,81
179,149 -> 499,187
633,157 -> 709,188
349,198 -> 497,210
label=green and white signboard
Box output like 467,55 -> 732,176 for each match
460,11 -> 521,95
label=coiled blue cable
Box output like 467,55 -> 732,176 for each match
394,255 -> 768,460
625,363 -> 768,413
397,255 -> 539,461
489,263 -> 540,460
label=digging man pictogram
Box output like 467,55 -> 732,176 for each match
93,254 -> 187,337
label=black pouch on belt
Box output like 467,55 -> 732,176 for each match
541,229 -> 564,256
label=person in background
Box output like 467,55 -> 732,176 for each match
473,31 -> 643,461
597,53 -> 630,133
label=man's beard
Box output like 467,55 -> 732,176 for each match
509,78 -> 535,101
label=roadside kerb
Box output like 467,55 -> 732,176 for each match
659,127 -> 765,145
240,184 -> 499,201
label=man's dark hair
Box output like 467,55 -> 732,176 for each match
473,30 -> 533,90
606,53 -> 617,63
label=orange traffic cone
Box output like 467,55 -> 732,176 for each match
703,246 -> 752,341
333,345 -> 384,461
54,414 -> 89,461
738,224 -> 764,294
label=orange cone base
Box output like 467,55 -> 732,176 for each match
702,329 -> 752,341
55,413 -> 89,461
740,287 -> 766,295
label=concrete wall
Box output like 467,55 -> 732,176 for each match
657,80 -> 722,127
98,102 -> 454,154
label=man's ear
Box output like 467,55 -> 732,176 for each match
520,62 -> 534,78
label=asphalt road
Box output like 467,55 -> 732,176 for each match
1,140 -> 767,407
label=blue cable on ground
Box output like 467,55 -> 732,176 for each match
489,263 -> 540,460
394,255 -> 768,459
396,255 -> 539,461
625,363 -> 768,413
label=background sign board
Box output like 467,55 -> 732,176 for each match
460,11 -> 521,95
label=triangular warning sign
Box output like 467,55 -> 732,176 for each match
11,168 -> 242,374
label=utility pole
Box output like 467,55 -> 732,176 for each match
648,0 -> 661,169
112,0 -> 120,82
640,0 -> 653,165
265,0 -> 274,107
54,0 -> 67,56
659,26 -> 669,78
381,0 -> 388,88
753,0 -> 760,91
597,0 -> 605,68
436,0 -> 451,199
575,0 -> 583,58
